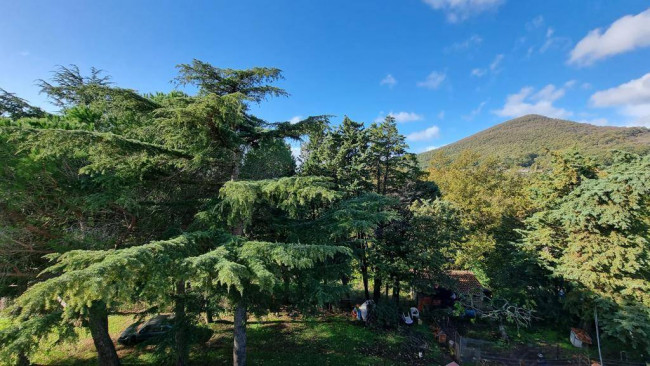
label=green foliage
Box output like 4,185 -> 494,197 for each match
427,151 -> 530,270
0,88 -> 48,119
419,114 -> 650,167
368,301 -> 400,329
174,59 -> 288,103
187,240 -> 350,300
407,199 -> 465,286
366,116 -> 422,195
11,234 -> 199,318
218,176 -> 341,229
1,61 -> 347,365
301,116 -> 372,194
523,151 -> 650,352
240,139 -> 295,180
329,193 -> 398,240
7,59 -> 647,365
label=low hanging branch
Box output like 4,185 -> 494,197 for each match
461,297 -> 536,330
4,126 -> 195,160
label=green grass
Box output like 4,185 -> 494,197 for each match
15,314 -> 445,365
461,321 -> 646,361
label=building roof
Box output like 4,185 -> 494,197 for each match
448,270 -> 483,294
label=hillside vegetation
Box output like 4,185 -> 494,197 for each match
418,114 -> 650,166
3,65 -> 650,365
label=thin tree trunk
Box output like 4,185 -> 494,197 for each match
16,352 -> 30,366
392,278 -> 400,306
360,253 -> 370,300
381,161 -> 389,195
204,293 -> 214,324
231,148 -> 242,181
229,151 -> 247,365
175,281 -> 189,366
233,301 -> 247,366
204,276 -> 214,323
373,276 -> 382,303
341,275 -> 352,309
283,273 -> 291,305
88,301 -> 121,366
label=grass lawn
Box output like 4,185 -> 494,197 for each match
5,313 -> 447,365
461,321 -> 646,361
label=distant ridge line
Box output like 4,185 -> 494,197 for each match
418,114 -> 650,167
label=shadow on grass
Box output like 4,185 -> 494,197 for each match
194,318 -> 400,365
29,314 -> 442,366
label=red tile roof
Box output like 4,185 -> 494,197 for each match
448,270 -> 483,293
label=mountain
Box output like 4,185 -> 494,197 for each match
418,114 -> 650,167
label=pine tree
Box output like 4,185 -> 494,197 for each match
523,151 -> 650,352
1,62 -> 346,366
365,116 -> 423,301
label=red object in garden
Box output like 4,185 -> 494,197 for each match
570,327 -> 592,348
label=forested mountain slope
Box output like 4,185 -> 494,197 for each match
418,114 -> 650,166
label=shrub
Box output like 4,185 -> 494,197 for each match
368,301 -> 400,329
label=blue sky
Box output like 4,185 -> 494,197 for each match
2,0 -> 650,153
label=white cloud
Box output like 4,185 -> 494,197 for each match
471,68 -> 487,77
417,71 -> 446,89
374,111 -> 424,123
526,46 -> 535,58
526,15 -> 544,31
581,82 -> 592,90
445,34 -> 483,52
564,80 -> 577,88
422,0 -> 504,23
391,111 -> 423,123
628,118 -> 650,128
437,110 -> 445,119
579,118 -> 609,126
490,54 -> 504,72
546,27 -> 554,38
531,84 -> 565,102
569,8 -> 650,66
463,100 -> 488,120
472,54 -> 503,77
288,115 -> 303,124
407,125 -> 441,141
380,74 -> 397,88
590,73 -> 650,126
493,84 -> 572,119
539,27 -> 571,54
421,145 -> 440,152
591,73 -> 650,107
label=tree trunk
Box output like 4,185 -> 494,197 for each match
88,301 -> 121,366
204,294 -> 214,324
231,148 -> 242,181
373,277 -> 382,303
175,281 -> 189,366
392,278 -> 400,306
233,301 -> 247,366
229,149 -> 247,365
360,258 -> 370,300
16,352 -> 30,366
341,275 -> 350,299
340,275 -> 352,309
